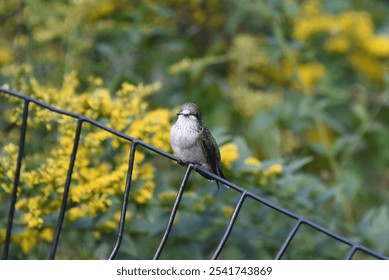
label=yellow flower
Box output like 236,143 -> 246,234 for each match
15,199 -> 27,210
68,207 -> 85,221
23,212 -> 44,228
40,228 -> 54,242
193,202 -> 206,213
297,63 -> 326,92
101,220 -> 117,231
324,36 -> 351,53
244,157 -> 262,168
93,231 -> 102,240
293,14 -> 335,42
293,9 -> 374,47
0,228 -> 6,243
118,82 -> 136,96
133,181 -> 155,204
12,229 -> 39,254
87,0 -> 118,21
220,143 -> 239,169
349,52 -> 385,84
263,164 -> 283,177
305,122 -> 335,150
0,46 -> 14,64
222,206 -> 234,218
232,86 -> 283,117
4,143 -> 18,154
159,191 -> 178,204
301,0 -> 321,16
168,58 -> 192,74
364,36 -> 389,57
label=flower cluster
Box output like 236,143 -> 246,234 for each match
0,73 -> 169,253
294,0 -> 389,85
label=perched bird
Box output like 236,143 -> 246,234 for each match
170,103 -> 226,188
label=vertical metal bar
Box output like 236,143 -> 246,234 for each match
274,219 -> 302,260
153,164 -> 193,260
49,118 -> 83,259
212,192 -> 247,260
109,141 -> 138,260
2,100 -> 30,260
345,245 -> 358,260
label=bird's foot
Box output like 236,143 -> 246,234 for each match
192,163 -> 202,171
176,158 -> 187,166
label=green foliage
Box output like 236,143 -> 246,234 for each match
1,0 -> 389,259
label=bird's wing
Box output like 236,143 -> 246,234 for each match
199,128 -> 225,180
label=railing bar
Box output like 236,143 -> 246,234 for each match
108,141 -> 138,260
212,192 -> 247,260
1,87 -> 80,119
302,219 -> 389,259
49,118 -> 83,259
153,164 -> 193,260
2,99 -> 30,260
302,219 -> 354,246
345,245 -> 358,260
345,245 -> 387,260
274,219 -> 303,260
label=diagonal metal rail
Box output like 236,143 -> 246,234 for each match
0,87 -> 388,260
109,141 -> 138,260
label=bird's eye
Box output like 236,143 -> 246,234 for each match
187,114 -> 198,121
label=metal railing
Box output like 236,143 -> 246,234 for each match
1,87 -> 388,260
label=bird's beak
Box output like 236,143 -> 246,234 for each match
179,109 -> 190,116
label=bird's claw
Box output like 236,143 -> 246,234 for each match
176,158 -> 186,166
192,163 -> 201,171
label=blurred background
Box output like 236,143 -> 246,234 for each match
1,0 -> 389,259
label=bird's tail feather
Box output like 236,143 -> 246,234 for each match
196,166 -> 228,189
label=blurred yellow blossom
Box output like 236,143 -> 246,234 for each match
244,157 -> 262,168
349,53 -> 385,84
4,143 -> 18,154
0,44 -> 14,64
232,86 -> 283,117
23,212 -> 44,228
40,228 -> 54,243
220,143 -> 239,169
118,82 -> 136,95
293,2 -> 388,85
0,228 -> 6,243
168,58 -> 193,74
158,191 -> 178,204
365,36 -> 389,57
86,0 -> 121,21
263,164 -> 283,177
12,229 -> 39,254
324,36 -> 351,53
193,202 -> 206,213
222,206 -> 234,218
297,63 -> 326,93
133,181 -> 155,204
301,0 -> 321,16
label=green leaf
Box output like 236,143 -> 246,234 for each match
283,156 -> 313,174
357,205 -> 389,253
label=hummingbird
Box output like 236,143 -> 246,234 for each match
170,103 -> 226,188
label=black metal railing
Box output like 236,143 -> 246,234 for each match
0,87 -> 388,260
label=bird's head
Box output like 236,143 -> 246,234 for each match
175,103 -> 203,130
177,103 -> 202,121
